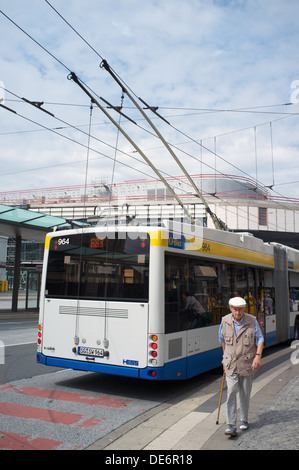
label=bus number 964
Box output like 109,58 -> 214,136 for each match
58,238 -> 70,245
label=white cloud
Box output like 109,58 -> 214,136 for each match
0,0 -> 298,204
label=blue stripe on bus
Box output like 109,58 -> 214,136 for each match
187,346 -> 223,379
37,354 -> 140,378
38,346 -> 223,381
265,331 -> 276,347
141,347 -> 223,380
290,325 -> 294,338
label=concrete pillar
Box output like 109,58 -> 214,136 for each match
12,235 -> 21,311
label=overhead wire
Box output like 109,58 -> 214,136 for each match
0,99 -> 296,202
5,96 -> 299,119
165,114 -> 299,213
0,29 -> 282,229
269,122 -> 275,189
0,6 -> 292,215
0,85 -> 290,206
1,5 -> 298,229
74,99 -> 94,344
156,104 -> 298,116
41,1 -> 299,214
44,0 -> 104,62
67,70 -> 196,223
0,97 -> 291,232
1,87 -> 290,232
1,96 -> 297,200
0,86 -> 211,209
96,60 -> 220,227
0,90 -> 276,230
0,95 -> 155,181
0,9 -> 71,73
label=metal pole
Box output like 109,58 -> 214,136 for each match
216,371 -> 226,425
12,235 -> 21,312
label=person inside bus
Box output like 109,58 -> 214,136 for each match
182,292 -> 206,328
265,295 -> 273,315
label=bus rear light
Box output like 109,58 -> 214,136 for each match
37,325 -> 42,352
150,370 -> 157,378
149,333 -> 159,364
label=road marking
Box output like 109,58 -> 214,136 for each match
0,384 -> 132,408
0,431 -> 82,450
0,372 -> 152,450
0,402 -> 105,427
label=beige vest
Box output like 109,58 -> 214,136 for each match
222,313 -> 257,376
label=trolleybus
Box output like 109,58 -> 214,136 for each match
37,221 -> 299,380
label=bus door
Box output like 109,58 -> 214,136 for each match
263,270 -> 276,346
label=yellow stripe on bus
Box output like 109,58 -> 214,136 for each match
44,235 -> 51,250
149,230 -> 169,247
201,240 -> 274,266
150,231 -> 274,267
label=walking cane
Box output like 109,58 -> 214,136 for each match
216,371 -> 225,425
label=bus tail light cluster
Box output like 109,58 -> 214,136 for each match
149,334 -> 158,367
37,324 -> 42,353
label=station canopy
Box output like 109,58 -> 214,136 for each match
0,203 -> 88,242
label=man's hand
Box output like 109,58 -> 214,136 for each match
252,355 -> 261,371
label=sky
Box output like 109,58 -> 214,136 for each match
1,0 -> 299,203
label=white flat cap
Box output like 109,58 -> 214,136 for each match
229,297 -> 247,307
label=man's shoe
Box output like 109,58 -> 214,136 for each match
240,421 -> 249,431
225,426 -> 238,437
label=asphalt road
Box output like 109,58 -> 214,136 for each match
0,317 -> 221,449
0,317 -> 294,451
0,318 -> 59,382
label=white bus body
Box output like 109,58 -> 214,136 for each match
37,222 -> 299,380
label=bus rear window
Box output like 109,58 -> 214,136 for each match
45,232 -> 149,302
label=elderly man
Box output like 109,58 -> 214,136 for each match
218,297 -> 264,436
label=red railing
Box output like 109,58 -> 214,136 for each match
1,174 -> 298,206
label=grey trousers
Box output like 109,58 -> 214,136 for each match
226,372 -> 253,426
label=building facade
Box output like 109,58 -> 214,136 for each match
1,174 -> 299,247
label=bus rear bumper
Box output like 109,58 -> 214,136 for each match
37,348 -> 222,380
36,353 -> 164,379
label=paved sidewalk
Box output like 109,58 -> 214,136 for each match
0,291 -> 39,318
2,305 -> 297,451
88,348 -> 299,451
0,309 -> 38,320
231,372 -> 299,450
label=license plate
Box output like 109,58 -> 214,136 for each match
78,347 -> 104,357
